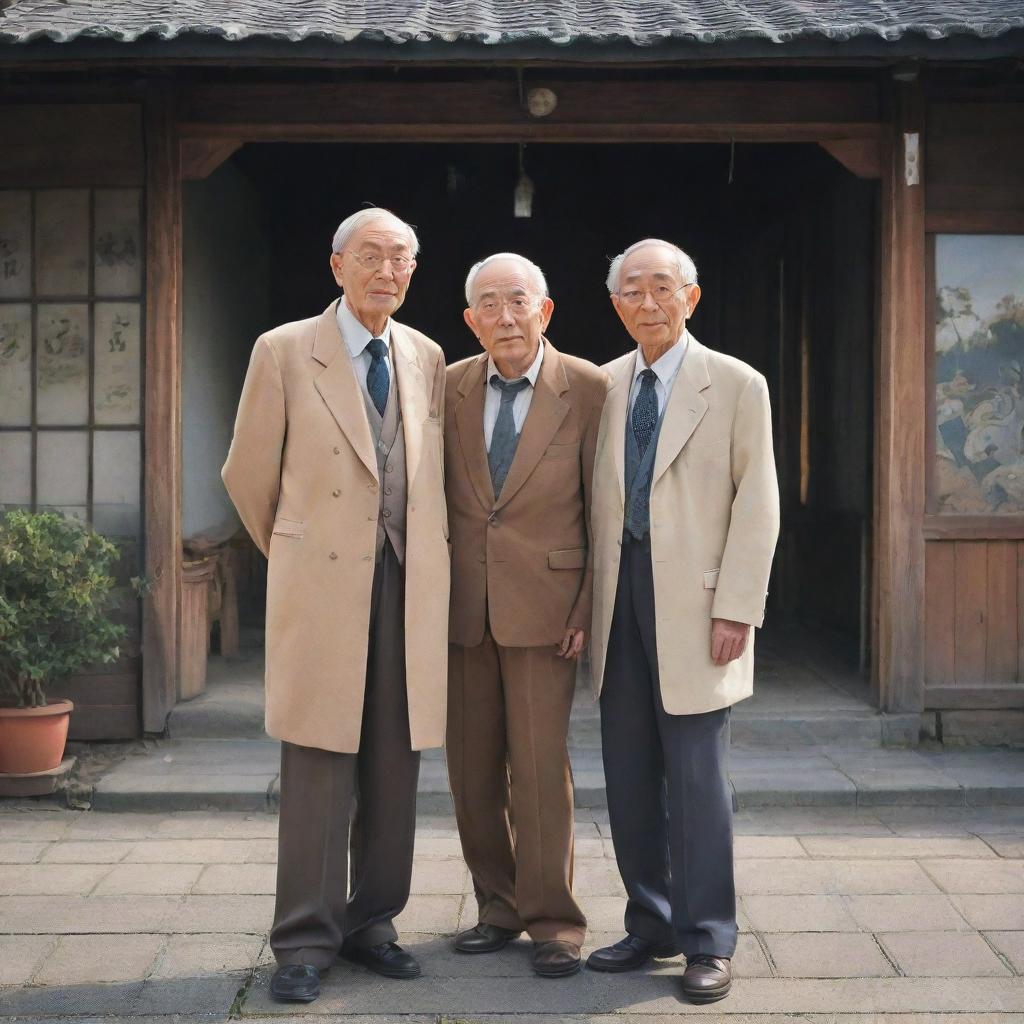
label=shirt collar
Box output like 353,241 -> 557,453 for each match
487,338 -> 545,388
336,295 -> 392,359
633,331 -> 689,389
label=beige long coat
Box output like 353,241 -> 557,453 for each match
222,302 -> 449,753
590,334 -> 780,715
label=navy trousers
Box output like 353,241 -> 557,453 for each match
600,531 -> 737,958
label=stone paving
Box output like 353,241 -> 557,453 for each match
2,805 -> 1024,1021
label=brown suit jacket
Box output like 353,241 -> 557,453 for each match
222,302 -> 450,754
445,340 -> 608,648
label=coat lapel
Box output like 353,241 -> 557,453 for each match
494,339 -> 570,511
604,351 -> 637,507
454,355 -> 496,511
651,334 -> 711,488
311,302 -> 377,481
391,323 -> 427,485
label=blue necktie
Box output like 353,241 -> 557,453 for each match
632,369 -> 658,457
365,337 -> 389,417
488,375 -> 531,497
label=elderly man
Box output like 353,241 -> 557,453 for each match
586,240 -> 779,1003
222,208 -> 449,1003
444,253 -> 607,977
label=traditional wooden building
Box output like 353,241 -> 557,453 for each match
1,2 -> 1022,743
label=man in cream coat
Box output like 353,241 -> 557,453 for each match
586,239 -> 779,1004
222,208 -> 448,1003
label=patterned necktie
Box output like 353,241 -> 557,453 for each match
488,374 -> 531,497
632,369 -> 659,457
365,337 -> 389,417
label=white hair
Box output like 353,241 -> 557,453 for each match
331,207 -> 420,256
606,239 -> 698,294
464,252 -> 548,306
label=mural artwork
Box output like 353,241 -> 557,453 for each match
934,235 -> 1024,514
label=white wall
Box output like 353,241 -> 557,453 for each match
182,160 -> 271,544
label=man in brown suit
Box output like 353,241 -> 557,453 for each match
444,253 -> 607,978
222,208 -> 449,1003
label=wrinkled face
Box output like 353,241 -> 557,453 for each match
611,243 -> 701,350
329,218 -> 417,326
464,258 -> 553,371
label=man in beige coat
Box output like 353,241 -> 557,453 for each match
222,208 -> 449,1003
444,253 -> 607,977
585,239 -> 779,1004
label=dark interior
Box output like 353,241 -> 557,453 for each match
216,140 -> 876,673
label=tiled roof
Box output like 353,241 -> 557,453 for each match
1,0 -> 1022,48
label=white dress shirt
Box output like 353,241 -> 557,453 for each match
627,332 -> 689,420
336,295 -> 393,390
483,339 -> 545,451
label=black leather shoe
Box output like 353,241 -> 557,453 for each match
682,954 -> 732,1003
341,941 -> 421,979
269,963 -> 321,1003
454,923 -> 521,953
533,940 -> 581,977
586,934 -> 681,973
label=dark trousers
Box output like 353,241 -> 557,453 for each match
270,539 -> 420,970
600,531 -> 737,958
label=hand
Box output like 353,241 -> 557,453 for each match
559,627 -> 586,660
711,618 -> 750,666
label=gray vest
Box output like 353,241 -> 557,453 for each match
360,370 -> 407,564
623,403 -> 665,540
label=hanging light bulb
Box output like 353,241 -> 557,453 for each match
514,143 -> 534,219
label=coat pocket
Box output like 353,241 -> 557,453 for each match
272,517 -> 305,539
549,547 -> 586,570
543,441 -> 581,460
703,568 -> 720,590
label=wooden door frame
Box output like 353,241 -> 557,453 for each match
143,74 -> 924,729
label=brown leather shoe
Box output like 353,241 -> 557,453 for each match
532,940 -> 582,978
681,955 -> 732,1003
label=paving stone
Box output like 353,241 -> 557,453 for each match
413,834 -> 467,859
950,894 -> 1024,931
0,813 -> 70,840
733,932 -> 773,978
0,841 -> 48,863
126,838 -> 277,863
39,839 -> 134,863
732,770 -> 858,807
0,863 -> 112,896
393,894 -> 462,934
133,976 -> 245,1015
193,862 -> 276,895
740,894 -> 860,932
736,859 -> 938,896
875,806 -> 1024,836
161,894 -> 275,934
983,836 -> 1024,858
984,930 -> 1024,973
572,858 -> 626,897
922,858 -> 1024,894
735,836 -> 806,858
763,932 -> 896,978
149,933 -> 265,979
844,894 -> 974,932
92,862 -> 204,896
733,807 -> 894,836
410,858 -> 470,896
0,934 -> 57,985
34,933 -> 165,985
0,981 -> 145,1016
0,895 -> 178,933
879,931 -> 1012,977
799,836 -> 994,859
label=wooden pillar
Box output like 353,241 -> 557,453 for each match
875,80 -> 927,712
142,83 -> 183,732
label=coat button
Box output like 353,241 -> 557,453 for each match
477,553 -> 486,563
332,489 -> 341,497
385,464 -> 394,473
383,509 -> 392,518
367,515 -> 374,521
329,552 -> 338,560
368,482 -> 377,492
333,446 -> 341,454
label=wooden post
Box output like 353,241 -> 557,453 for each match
875,80 -> 927,712
142,83 -> 183,733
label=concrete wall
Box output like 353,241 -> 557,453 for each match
182,159 -> 271,544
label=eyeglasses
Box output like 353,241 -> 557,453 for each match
346,251 -> 414,273
617,283 -> 693,307
474,296 -> 538,318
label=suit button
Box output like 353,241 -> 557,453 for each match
477,554 -> 485,563
487,512 -> 498,527
332,489 -> 341,497
368,482 -> 377,492
367,515 -> 374,521
385,487 -> 392,496
383,509 -> 392,518
329,552 -> 338,560
385,464 -> 394,473
333,446 -> 341,454
363,555 -> 372,562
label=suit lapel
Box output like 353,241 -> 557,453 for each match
494,339 -> 570,511
312,302 -> 377,481
391,323 -> 427,485
651,334 -> 711,488
604,351 -> 636,507
454,355 -> 496,511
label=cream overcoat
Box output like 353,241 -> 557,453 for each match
590,334 -> 780,714
222,302 -> 449,753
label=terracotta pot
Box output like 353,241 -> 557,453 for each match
0,700 -> 74,775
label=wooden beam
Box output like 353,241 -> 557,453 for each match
180,138 -> 242,181
925,684 -> 1024,710
142,83 -> 183,734
874,81 -> 927,713
819,138 -> 882,179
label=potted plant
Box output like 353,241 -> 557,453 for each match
0,510 -> 126,776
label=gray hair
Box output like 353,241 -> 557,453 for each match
331,207 -> 420,256
606,239 -> 698,294
464,252 -> 548,306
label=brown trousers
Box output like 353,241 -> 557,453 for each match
447,632 -> 586,945
270,539 -> 420,970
